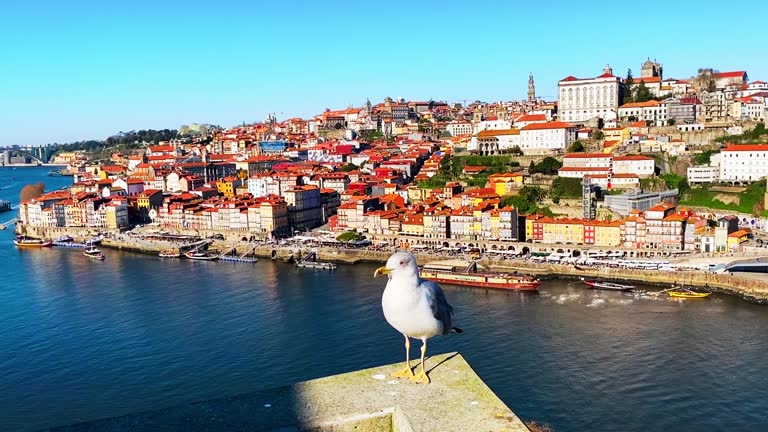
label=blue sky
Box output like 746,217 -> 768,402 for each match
1,0 -> 766,146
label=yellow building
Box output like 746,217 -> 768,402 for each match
542,218 -> 584,244
593,221 -> 622,247
216,177 -> 237,198
727,229 -> 750,250
602,127 -> 631,143
489,173 -> 525,196
401,215 -> 425,237
408,186 -> 434,203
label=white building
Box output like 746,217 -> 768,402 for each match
558,65 -> 625,123
446,121 -> 473,137
687,166 -> 720,183
617,100 -> 668,125
518,121 -> 576,155
719,144 -> 768,182
559,154 -> 654,179
473,118 -> 512,134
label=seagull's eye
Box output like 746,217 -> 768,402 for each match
400,260 -> 405,265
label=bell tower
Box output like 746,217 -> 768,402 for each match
527,73 -> 536,102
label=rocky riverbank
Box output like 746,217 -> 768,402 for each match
17,224 -> 768,304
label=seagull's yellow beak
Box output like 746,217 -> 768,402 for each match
374,266 -> 392,277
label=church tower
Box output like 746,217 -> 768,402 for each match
527,73 -> 536,102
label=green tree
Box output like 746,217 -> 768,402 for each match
340,163 -> 358,172
336,231 -> 362,243
528,160 -> 535,173
667,118 -> 676,126
634,82 -> 654,103
508,145 -> 523,156
593,130 -> 605,140
624,69 -> 635,103
530,157 -> 562,175
568,141 -> 585,152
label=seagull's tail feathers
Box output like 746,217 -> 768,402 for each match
451,327 -> 464,334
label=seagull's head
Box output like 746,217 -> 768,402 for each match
374,251 -> 419,279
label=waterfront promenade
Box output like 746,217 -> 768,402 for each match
18,224 -> 768,304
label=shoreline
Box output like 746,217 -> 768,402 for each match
16,224 -> 768,305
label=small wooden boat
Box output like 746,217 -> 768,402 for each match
667,289 -> 711,299
582,280 -> 635,291
14,236 -> 53,248
83,246 -> 105,260
159,249 -> 181,258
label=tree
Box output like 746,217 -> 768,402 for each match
568,141 -> 585,152
528,160 -> 535,173
509,145 -> 523,156
20,183 -> 45,202
692,68 -> 717,93
593,130 -> 605,140
667,118 -> 676,126
624,69 -> 635,104
340,163 -> 358,172
530,157 -> 562,175
634,82 -> 654,103
336,231 -> 362,243
597,118 -> 605,130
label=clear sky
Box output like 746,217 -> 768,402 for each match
1,0 -> 766,146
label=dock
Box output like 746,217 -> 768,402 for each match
296,250 -> 337,270
52,241 -> 89,248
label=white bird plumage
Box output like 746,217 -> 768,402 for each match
374,251 -> 460,384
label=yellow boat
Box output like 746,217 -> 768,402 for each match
667,290 -> 712,299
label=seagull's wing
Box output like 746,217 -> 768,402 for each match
418,278 -> 454,335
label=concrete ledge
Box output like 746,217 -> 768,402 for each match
46,352 -> 530,432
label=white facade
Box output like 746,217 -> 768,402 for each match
558,66 -> 624,123
617,101 -> 668,125
687,166 -> 720,183
519,122 -> 576,155
248,176 -> 270,197
473,119 -> 512,134
446,121 -> 473,137
719,145 -> 768,182
559,154 -> 654,179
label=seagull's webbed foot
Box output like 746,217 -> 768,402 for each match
391,364 -> 415,378
409,369 -> 430,384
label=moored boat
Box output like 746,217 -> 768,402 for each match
159,249 -> 181,258
0,199 -> 11,213
582,280 -> 635,291
14,236 -> 52,248
419,260 -> 540,291
184,250 -> 219,260
83,246 -> 105,260
667,287 -> 711,299
55,235 -> 74,243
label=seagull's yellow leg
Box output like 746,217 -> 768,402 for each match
391,334 -> 415,378
410,339 -> 430,384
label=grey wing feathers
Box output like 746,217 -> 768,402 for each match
419,279 -> 454,335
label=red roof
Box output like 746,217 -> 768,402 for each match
560,76 -> 579,82
563,153 -> 610,159
559,167 -> 610,172
722,144 -> 768,152
715,71 -> 746,78
521,121 -> 574,131
516,114 -> 546,122
613,155 -> 653,161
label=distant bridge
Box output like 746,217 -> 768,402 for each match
0,218 -> 17,230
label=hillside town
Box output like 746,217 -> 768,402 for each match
16,60 -> 768,257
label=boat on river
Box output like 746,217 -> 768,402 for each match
185,250 -> 219,261
83,246 -> 105,260
582,280 -> 635,291
667,287 -> 712,299
295,250 -> 336,270
0,200 -> 11,213
159,249 -> 181,258
14,236 -> 52,248
419,260 -> 540,291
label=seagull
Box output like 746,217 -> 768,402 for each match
374,251 -> 462,384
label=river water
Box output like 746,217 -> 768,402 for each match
1,167 -> 767,432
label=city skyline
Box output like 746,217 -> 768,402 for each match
2,0 -> 766,146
